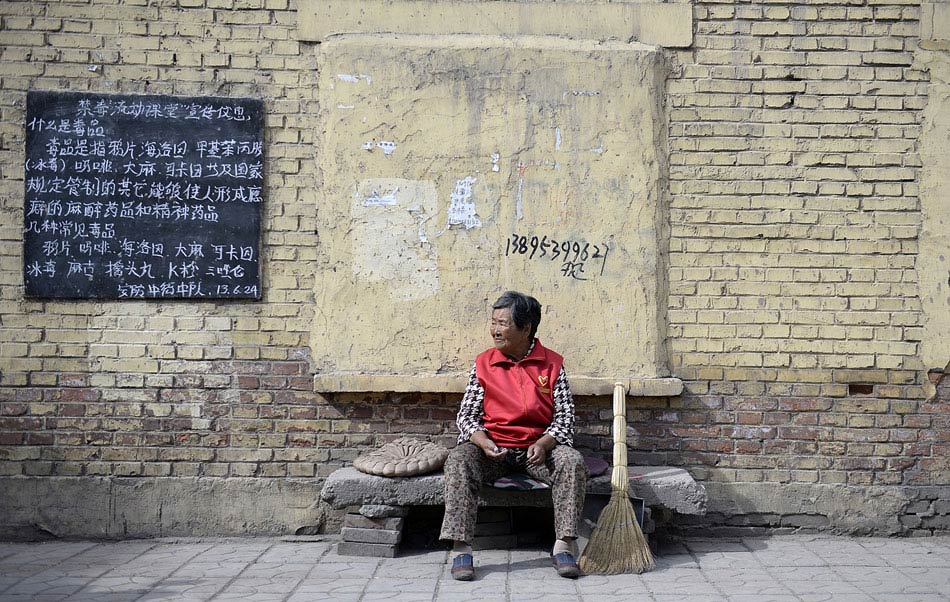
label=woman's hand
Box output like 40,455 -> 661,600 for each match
526,434 -> 557,466
471,430 -> 508,461
526,443 -> 546,466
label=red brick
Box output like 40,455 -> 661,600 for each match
0,433 -> 24,445
238,376 -> 260,388
1,403 -> 28,416
0,417 -> 43,430
270,362 -> 302,375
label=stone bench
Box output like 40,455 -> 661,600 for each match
321,466 -> 707,556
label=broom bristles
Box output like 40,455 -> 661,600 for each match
579,487 -> 656,575
579,381 -> 655,575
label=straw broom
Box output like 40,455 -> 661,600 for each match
578,382 -> 655,574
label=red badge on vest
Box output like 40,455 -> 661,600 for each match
538,374 -> 551,394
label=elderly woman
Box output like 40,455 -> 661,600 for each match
440,291 -> 587,580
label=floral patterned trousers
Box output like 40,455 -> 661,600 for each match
439,442 -> 588,543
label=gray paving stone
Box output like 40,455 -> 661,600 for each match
694,551 -> 765,570
0,574 -> 27,591
310,559 -> 380,579
836,566 -> 942,594
754,547 -> 826,567
382,549 -> 448,565
641,568 -> 719,596
433,593 -> 509,602
189,544 -> 270,564
579,596 -> 658,602
898,566 -> 950,588
510,575 -> 579,594
685,539 -> 748,553
99,563 -> 181,580
725,592 -> 799,602
497,594 -> 583,602
703,568 -> 793,595
651,595 -> 727,602
63,592 -> 143,602
364,576 -> 440,592
575,573 -> 650,595
238,562 -> 313,580
255,542 -> 330,563
436,577 -> 508,595
138,576 -> 230,600
374,560 -> 443,579
287,593 -> 361,602
322,546 -> 390,563
881,551 -> 950,568
0,542 -> 97,567
218,577 -> 305,596
361,593 -> 434,602
212,593 -> 289,602
169,562 -> 251,578
797,594 -> 875,602
862,596 -> 948,602
3,572 -> 90,597
291,576 -> 368,596
2,534 -> 950,602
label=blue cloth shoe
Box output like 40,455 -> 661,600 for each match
552,552 -> 580,578
451,553 -> 475,581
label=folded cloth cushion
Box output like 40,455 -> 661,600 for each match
584,455 -> 609,477
353,437 -> 449,477
491,473 -> 550,490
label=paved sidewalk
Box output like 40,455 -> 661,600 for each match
1,534 -> 949,602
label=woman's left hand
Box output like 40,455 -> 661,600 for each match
526,443 -> 547,466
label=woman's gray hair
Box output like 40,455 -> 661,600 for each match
492,291 -> 542,339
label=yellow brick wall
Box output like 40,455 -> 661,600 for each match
0,0 -> 947,534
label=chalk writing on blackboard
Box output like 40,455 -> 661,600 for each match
23,91 -> 264,299
504,232 -> 610,280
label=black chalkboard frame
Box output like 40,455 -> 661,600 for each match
23,90 -> 265,301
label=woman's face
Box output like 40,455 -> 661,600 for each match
490,307 -> 532,358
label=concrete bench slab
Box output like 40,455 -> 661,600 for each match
321,465 -> 706,516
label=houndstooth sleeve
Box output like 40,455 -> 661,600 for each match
456,364 -> 487,444
543,367 -> 575,446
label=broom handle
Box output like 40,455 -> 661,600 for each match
611,382 -> 628,492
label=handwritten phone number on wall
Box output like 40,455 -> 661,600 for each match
504,233 -> 610,280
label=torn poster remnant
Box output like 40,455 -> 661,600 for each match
447,176 -> 481,229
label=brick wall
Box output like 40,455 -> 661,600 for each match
0,0 -> 947,536
663,0 -> 944,493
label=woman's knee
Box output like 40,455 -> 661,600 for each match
551,445 -> 585,469
444,443 -> 482,478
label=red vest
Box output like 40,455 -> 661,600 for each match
475,340 -> 564,448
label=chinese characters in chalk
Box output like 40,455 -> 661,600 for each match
23,91 -> 264,299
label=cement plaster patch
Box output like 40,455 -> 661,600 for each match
312,35 -> 671,386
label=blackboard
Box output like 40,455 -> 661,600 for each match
23,91 -> 264,299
